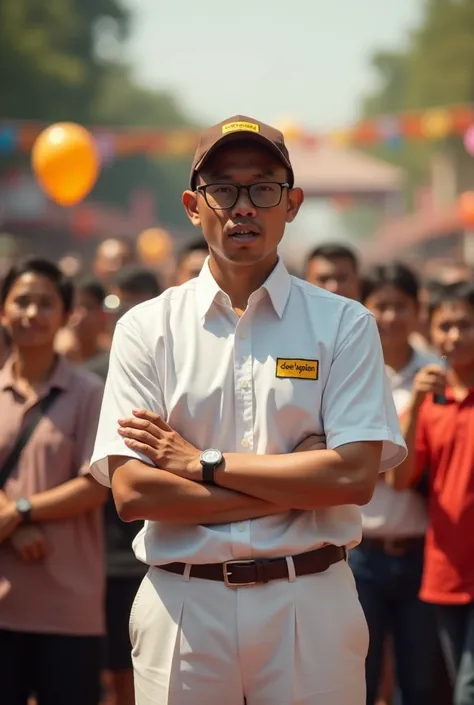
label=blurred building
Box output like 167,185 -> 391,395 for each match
0,165 -> 191,268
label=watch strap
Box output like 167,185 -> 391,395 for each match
202,463 -> 217,485
16,499 -> 32,523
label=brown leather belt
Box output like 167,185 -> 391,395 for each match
159,544 -> 345,587
360,536 -> 424,556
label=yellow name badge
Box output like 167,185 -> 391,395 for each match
222,121 -> 260,135
276,358 -> 319,381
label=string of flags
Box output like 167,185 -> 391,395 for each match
2,103 -> 474,162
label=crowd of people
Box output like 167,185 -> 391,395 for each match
306,244 -> 474,705
0,238 -> 208,705
0,234 -> 473,705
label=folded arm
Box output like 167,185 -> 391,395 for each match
110,439 -> 378,524
213,442 -> 382,509
110,456 -> 288,524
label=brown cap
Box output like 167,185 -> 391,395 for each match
189,115 -> 294,189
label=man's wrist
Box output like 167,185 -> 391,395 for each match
15,498 -> 32,524
199,449 -> 225,485
7,501 -> 23,529
187,452 -> 204,481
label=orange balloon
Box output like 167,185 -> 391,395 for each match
137,228 -> 173,263
459,191 -> 474,228
32,123 -> 99,206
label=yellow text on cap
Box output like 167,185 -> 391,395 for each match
222,121 -> 260,135
276,359 -> 319,380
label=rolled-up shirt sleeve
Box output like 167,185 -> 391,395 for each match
321,310 -> 407,472
90,318 -> 165,487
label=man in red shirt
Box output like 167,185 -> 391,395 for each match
394,281 -> 474,705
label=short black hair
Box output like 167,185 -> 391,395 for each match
177,238 -> 209,266
114,265 -> 162,298
305,243 -> 359,272
1,258 -> 75,314
421,278 -> 444,295
362,262 -> 420,304
76,276 -> 106,306
429,281 -> 474,320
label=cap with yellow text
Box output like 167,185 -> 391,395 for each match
189,115 -> 294,189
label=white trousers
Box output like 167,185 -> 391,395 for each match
129,558 -> 368,705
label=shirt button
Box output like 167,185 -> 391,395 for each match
240,380 -> 249,390
239,329 -> 247,339
238,525 -> 245,532
241,438 -> 249,448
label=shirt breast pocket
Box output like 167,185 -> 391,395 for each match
273,374 -> 321,416
256,358 -> 323,452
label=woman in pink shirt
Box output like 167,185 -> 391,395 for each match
0,258 -> 107,705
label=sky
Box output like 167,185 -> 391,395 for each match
121,0 -> 424,257
123,0 -> 423,130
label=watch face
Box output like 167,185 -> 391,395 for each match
202,449 -> 222,465
16,498 -> 31,513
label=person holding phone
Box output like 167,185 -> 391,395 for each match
393,281 -> 474,705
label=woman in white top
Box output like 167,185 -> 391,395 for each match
349,262 -> 439,705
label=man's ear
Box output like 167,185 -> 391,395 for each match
286,187 -> 304,224
182,190 -> 201,228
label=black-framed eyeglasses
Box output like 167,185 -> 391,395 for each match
196,182 -> 290,210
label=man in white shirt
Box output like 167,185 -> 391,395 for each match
90,115 -> 406,705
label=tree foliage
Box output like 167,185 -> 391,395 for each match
0,0 -> 196,228
0,0 -> 126,121
361,0 -> 474,198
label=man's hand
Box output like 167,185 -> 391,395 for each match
413,364 -> 447,399
118,411 -> 327,482
0,501 -> 21,543
118,410 -> 202,480
11,525 -> 48,562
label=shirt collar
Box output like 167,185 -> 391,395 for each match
0,354 -> 72,395
195,256 -> 291,320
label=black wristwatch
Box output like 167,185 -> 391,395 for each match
15,498 -> 32,524
200,449 -> 223,485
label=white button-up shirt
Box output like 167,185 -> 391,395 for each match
361,347 -> 437,539
91,258 -> 406,565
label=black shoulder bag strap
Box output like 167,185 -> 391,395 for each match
0,387 -> 63,491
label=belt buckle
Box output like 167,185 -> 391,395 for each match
383,539 -> 405,556
223,559 -> 257,588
